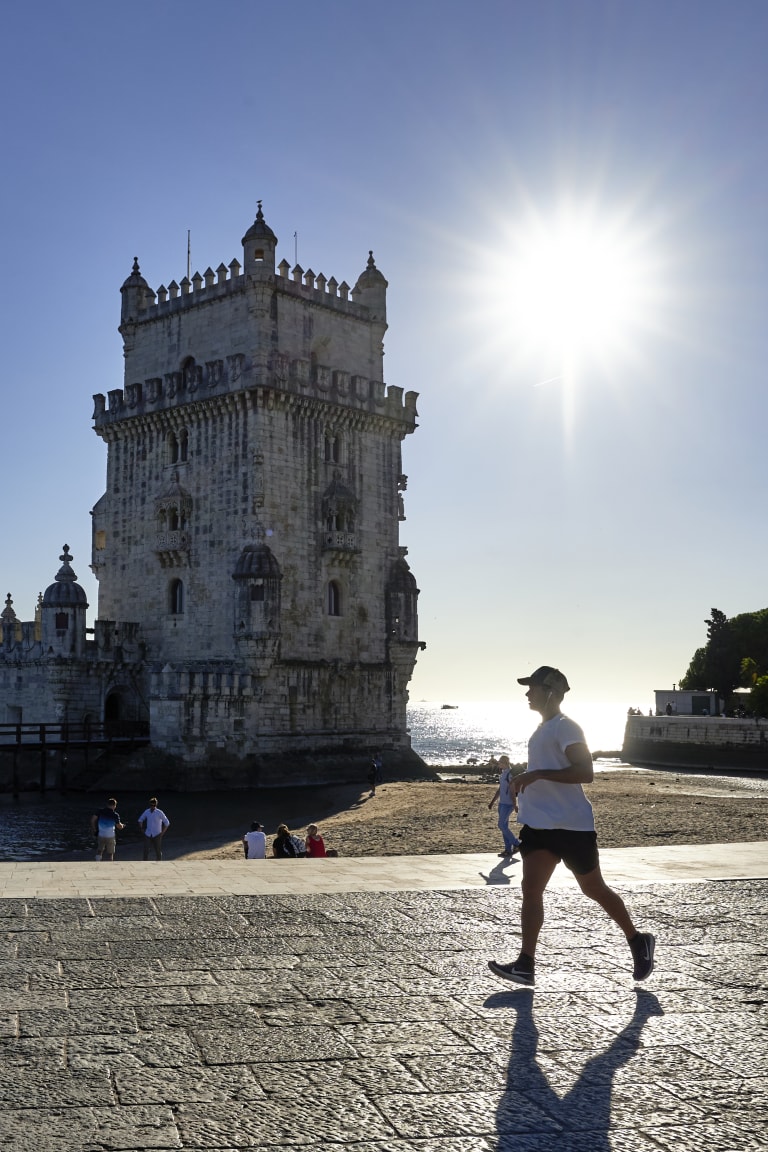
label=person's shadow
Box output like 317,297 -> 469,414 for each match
485,987 -> 663,1148
479,858 -> 518,885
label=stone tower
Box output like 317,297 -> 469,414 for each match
90,204 -> 424,783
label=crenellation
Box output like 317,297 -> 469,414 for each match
334,369 -> 349,395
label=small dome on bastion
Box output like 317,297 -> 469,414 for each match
42,545 -> 89,608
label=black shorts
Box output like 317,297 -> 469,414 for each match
519,826 -> 599,876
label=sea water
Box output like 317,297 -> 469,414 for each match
407,699 -> 629,767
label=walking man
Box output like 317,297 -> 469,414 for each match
90,797 -> 124,862
488,667 -> 655,987
488,753 -> 521,856
138,797 -> 170,861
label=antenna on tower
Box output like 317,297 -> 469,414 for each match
294,231 -> 298,266
187,230 -> 191,280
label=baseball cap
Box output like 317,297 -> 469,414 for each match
517,666 -> 570,694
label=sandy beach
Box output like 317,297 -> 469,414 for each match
170,766 -> 768,861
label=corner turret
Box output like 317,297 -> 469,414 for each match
120,257 -> 154,326
353,251 -> 388,323
41,545 -> 89,657
241,201 -> 277,277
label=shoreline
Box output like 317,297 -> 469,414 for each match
12,764 -> 768,865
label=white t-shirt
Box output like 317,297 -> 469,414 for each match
498,767 -> 515,805
517,714 -> 595,832
243,830 -> 267,859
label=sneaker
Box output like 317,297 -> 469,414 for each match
629,932 -> 655,981
488,958 -> 535,987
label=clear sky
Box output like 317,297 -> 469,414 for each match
1,1 -> 766,708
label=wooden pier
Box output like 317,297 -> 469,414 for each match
0,721 -> 150,795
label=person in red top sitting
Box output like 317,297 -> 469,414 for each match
305,824 -> 327,857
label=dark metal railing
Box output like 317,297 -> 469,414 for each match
0,721 -> 150,796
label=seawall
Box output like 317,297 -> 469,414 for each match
623,714 -> 768,772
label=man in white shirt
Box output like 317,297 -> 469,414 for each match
243,822 -> 267,860
138,798 -> 170,861
488,666 -> 655,988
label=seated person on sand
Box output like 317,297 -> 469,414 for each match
243,821 -> 266,860
305,824 -> 327,857
272,823 -> 304,858
305,824 -> 339,858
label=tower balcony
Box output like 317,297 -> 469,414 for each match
323,531 -> 358,552
155,530 -> 190,568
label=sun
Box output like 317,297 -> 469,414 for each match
478,199 -> 663,385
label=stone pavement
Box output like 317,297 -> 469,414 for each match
0,846 -> 766,1151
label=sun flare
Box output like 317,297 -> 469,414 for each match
480,200 -> 663,386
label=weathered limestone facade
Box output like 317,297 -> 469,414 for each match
0,547 -> 146,731
0,206 -> 425,788
91,204 -> 423,783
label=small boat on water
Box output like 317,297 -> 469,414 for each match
441,704 -> 458,710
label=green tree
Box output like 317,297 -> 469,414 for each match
681,607 -> 768,706
680,608 -> 741,703
750,675 -> 768,717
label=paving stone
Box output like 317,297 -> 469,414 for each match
175,1094 -> 396,1145
0,1036 -> 67,1070
0,1104 -> 181,1150
0,1067 -> 116,1108
66,1030 -> 202,1072
114,1063 -> 264,1104
68,983 -> 193,1009
254,1056 -> 428,1096
18,1005 -> 138,1037
374,1088 -> 561,1139
194,1023 -> 358,1064
337,1020 -> 470,1057
643,1120 -> 768,1150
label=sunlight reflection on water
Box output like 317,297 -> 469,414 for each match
407,700 -> 629,767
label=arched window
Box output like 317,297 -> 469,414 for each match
327,580 -> 341,617
324,434 -> 341,464
167,429 -> 188,465
169,579 -> 184,615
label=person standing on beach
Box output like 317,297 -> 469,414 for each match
488,753 -> 521,857
90,798 -> 124,862
488,666 -> 655,987
137,797 -> 170,861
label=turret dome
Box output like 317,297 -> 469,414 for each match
42,545 -> 88,608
